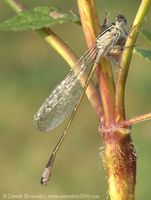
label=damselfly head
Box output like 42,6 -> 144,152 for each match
115,15 -> 127,26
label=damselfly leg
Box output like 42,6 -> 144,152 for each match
40,50 -> 103,185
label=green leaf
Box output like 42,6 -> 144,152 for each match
142,30 -> 151,43
134,47 -> 151,62
0,6 -> 80,31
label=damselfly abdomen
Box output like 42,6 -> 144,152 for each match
33,15 -> 127,185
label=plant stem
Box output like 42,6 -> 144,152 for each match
77,0 -> 106,124
115,0 -> 151,122
4,0 -> 27,12
102,130 -> 136,200
4,0 -> 103,117
98,59 -> 115,127
123,113 -> 151,126
77,0 -> 115,127
77,0 -> 100,46
105,1 -> 151,199
77,2 -> 136,200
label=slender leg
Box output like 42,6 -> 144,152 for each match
40,51 -> 103,185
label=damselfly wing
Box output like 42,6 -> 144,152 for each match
33,44 -> 97,131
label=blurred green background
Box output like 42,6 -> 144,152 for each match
0,0 -> 151,199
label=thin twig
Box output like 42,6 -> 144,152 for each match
115,0 -> 151,122
5,0 -> 28,12
4,0 -> 103,117
123,113 -> 151,126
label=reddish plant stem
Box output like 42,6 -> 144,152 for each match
98,59 -> 115,127
101,128 -> 136,200
77,0 -> 105,125
122,112 -> 151,126
77,0 -> 115,127
77,0 -> 100,46
77,1 -> 136,199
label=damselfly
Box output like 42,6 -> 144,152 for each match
33,15 -> 127,185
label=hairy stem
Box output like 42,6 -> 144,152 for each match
102,129 -> 136,200
115,0 -> 151,122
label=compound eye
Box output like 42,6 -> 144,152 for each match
116,15 -> 127,25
